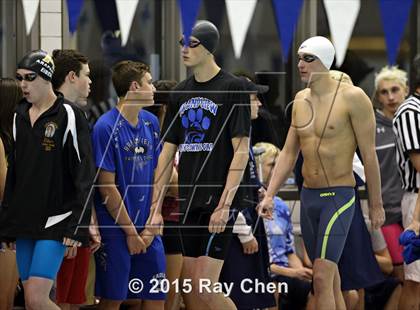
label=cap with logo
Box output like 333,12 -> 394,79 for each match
17,50 -> 55,81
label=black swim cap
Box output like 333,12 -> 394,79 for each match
17,50 -> 55,81
191,20 -> 220,54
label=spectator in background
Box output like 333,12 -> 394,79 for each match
362,222 -> 402,310
372,66 -> 408,282
254,142 -> 313,310
0,78 -> 22,310
219,77 -> 276,310
86,60 -> 117,126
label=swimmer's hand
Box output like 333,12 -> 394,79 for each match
63,237 -> 82,248
89,223 -> 102,253
63,237 -> 82,258
209,206 -> 230,233
406,220 -> 420,236
1,241 -> 15,251
369,204 -> 385,229
293,267 -> 313,282
139,228 -> 155,249
257,196 -> 274,220
258,187 -> 266,201
241,237 -> 259,254
64,246 -> 77,259
126,234 -> 147,255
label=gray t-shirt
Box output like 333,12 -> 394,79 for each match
375,110 -> 404,225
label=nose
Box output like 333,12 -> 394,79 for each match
297,60 -> 305,69
182,45 -> 189,54
152,84 -> 156,92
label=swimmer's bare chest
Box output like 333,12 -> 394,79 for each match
293,92 -> 357,187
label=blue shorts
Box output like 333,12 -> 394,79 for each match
15,239 -> 66,281
95,235 -> 166,301
300,186 -> 355,263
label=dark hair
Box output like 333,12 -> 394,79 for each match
0,78 -> 22,155
111,61 -> 150,97
51,49 -> 89,90
145,80 -> 177,118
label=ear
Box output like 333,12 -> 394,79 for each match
66,71 -> 77,83
405,86 -> 410,97
129,80 -> 140,91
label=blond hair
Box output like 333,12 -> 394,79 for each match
253,142 -> 280,163
330,70 -> 353,85
374,66 -> 408,90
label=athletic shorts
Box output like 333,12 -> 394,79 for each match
180,208 -> 236,259
56,246 -> 91,304
401,192 -> 420,282
381,223 -> 404,265
95,235 -> 166,301
15,239 -> 66,281
300,186 -> 355,263
162,221 -> 183,255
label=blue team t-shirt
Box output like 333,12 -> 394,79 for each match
264,197 -> 295,267
92,107 -> 161,234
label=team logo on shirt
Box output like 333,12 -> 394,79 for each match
44,122 -> 58,138
123,137 -> 153,169
179,97 -> 217,153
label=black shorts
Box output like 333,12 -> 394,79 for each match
162,221 -> 183,255
180,208 -> 236,260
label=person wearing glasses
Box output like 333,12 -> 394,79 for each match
0,50 -> 93,310
153,20 -> 250,309
259,36 -> 385,310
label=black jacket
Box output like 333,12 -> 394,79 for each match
0,95 -> 95,243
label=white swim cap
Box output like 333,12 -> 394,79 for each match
298,36 -> 335,70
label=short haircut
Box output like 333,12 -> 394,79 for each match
253,142 -> 280,163
111,60 -> 150,97
374,66 -> 408,90
51,49 -> 88,90
330,70 -> 353,85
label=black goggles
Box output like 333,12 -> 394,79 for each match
16,72 -> 38,82
179,38 -> 201,48
298,54 -> 318,63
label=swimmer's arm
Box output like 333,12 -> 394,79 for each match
216,136 -> 249,209
265,126 -> 300,199
348,88 -> 383,210
97,169 -> 138,236
374,247 -> 393,275
150,142 -> 177,215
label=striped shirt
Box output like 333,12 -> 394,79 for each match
392,93 -> 420,192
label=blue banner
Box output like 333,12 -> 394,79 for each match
178,0 -> 202,46
379,0 -> 414,64
67,0 -> 84,34
272,0 -> 304,61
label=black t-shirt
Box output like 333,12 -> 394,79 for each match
162,70 -> 250,212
